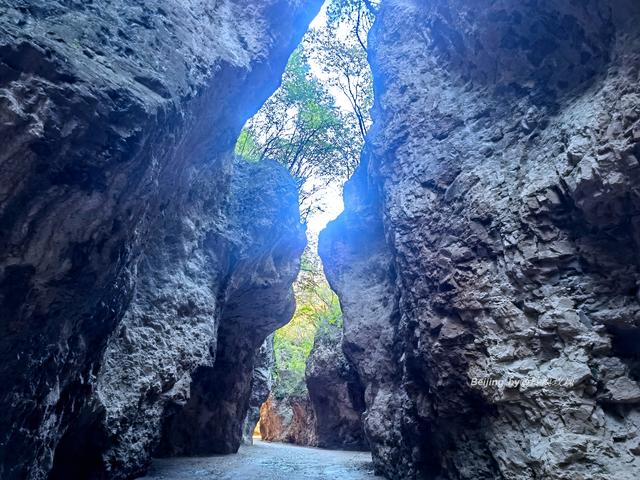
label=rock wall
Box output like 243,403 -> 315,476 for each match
242,335 -> 275,446
260,394 -> 318,447
0,1 -> 318,478
95,159 -> 305,477
321,1 -> 640,479
306,324 -> 368,450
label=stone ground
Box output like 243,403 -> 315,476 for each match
139,440 -> 382,479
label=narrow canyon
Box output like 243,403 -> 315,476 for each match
0,1 -> 639,480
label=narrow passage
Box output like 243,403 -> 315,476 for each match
140,440 -> 382,480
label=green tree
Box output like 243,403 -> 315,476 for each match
235,47 -> 359,219
237,1 -> 376,401
272,248 -> 342,399
325,0 -> 378,53
305,28 -> 373,140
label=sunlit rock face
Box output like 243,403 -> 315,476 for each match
321,0 -> 640,478
260,394 -> 318,447
306,325 -> 368,451
0,1 -> 317,478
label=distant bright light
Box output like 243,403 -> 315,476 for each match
306,183 -> 344,239
302,0 -> 349,242
306,1 -> 354,112
309,2 -> 328,29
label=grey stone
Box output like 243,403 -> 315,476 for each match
321,1 -> 640,478
242,335 -> 275,446
0,1 -> 319,478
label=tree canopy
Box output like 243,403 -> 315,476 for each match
326,0 -> 377,52
237,0 -> 377,400
234,0 -> 375,219
235,48 -> 360,219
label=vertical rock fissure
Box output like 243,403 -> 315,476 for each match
235,0 -> 374,454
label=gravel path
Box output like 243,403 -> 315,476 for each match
139,440 -> 383,480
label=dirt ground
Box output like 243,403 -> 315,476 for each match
139,440 -> 383,479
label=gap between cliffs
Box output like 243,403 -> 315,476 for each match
3,1 -> 639,480
229,0 -> 375,456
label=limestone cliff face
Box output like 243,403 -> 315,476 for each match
260,393 -> 318,447
321,1 -> 640,479
96,159 -> 305,478
242,335 -> 275,446
0,1 -> 318,478
306,324 -> 368,451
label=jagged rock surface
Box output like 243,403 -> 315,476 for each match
321,1 -> 640,479
260,394 -> 318,447
242,335 -> 275,445
99,159 -> 305,476
0,1 -> 318,478
306,324 -> 368,450
150,160 -> 304,461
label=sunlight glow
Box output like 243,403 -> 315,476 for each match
303,0 -> 354,240
307,2 -> 354,113
305,182 -> 344,238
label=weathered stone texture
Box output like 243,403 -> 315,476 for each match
321,1 -> 640,478
242,335 -> 275,446
97,159 -> 305,477
260,393 -> 318,447
0,1 -> 317,478
306,323 -> 368,451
